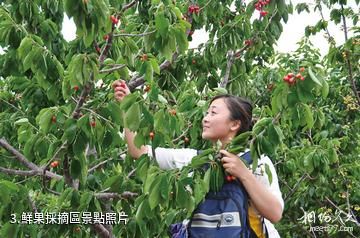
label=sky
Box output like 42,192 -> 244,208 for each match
1,1 -> 357,56
61,0 -> 357,56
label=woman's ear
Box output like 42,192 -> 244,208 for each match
230,120 -> 241,132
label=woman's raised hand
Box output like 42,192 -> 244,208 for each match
112,79 -> 130,102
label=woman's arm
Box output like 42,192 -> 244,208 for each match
113,80 -> 148,159
124,128 -> 148,159
220,150 -> 283,223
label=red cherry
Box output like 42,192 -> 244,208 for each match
194,6 -> 200,14
244,39 -> 252,46
260,11 -> 268,17
51,161 -> 59,168
296,73 -> 302,79
74,85 -> 79,91
288,77 -> 295,84
169,109 -> 177,116
90,121 -> 96,127
283,75 -> 290,82
51,115 -> 57,123
230,176 -> 236,181
144,85 -> 151,92
110,15 -> 119,24
188,5 -> 194,13
95,46 -> 101,53
140,54 -> 148,62
299,67 -> 305,72
103,34 -> 109,41
226,175 -> 232,182
192,59 -> 196,64
149,131 -> 155,140
300,76 -> 305,81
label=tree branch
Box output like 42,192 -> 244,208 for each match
99,64 -> 126,74
0,166 -> 38,176
92,224 -> 110,238
317,4 -> 334,44
28,194 -> 38,213
172,122 -> 193,143
340,4 -> 360,106
113,30 -> 156,38
87,150 -> 127,173
0,138 -> 62,180
127,52 -> 179,91
121,0 -> 138,12
95,192 -> 138,200
284,173 -> 308,201
72,76 -> 94,119
0,138 -> 39,171
220,50 -> 235,88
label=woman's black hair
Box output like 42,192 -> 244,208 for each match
210,94 -> 253,135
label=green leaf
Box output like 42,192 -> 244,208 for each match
148,176 -> 161,210
302,103 -> 314,129
250,141 -> 259,172
328,147 -> 338,164
175,181 -> 188,208
155,12 -> 170,37
264,164 -> 273,185
0,223 -> 20,238
107,102 -> 123,125
144,61 -> 153,82
14,118 -> 29,125
134,132 -> 146,149
308,68 -> 322,86
119,92 -> 138,111
37,109 -> 53,133
0,181 -> 18,192
213,87 -> 228,94
63,118 -> 78,143
158,94 -> 168,104
149,58 -> 160,75
73,132 -> 87,157
104,175 -> 123,192
321,79 -> 329,98
70,158 -> 82,179
58,188 -> 73,205
203,168 -> 211,193
79,192 -> 93,211
125,103 -> 141,131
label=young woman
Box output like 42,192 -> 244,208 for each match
113,80 -> 284,237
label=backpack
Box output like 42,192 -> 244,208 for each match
187,151 -> 257,238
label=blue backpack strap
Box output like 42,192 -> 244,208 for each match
241,151 -> 252,165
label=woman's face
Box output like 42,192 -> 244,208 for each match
201,98 -> 240,144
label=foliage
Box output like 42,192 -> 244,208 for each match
0,0 -> 359,237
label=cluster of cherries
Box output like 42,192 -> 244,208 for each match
254,0 -> 270,17
188,4 -> 200,14
283,67 -> 306,85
